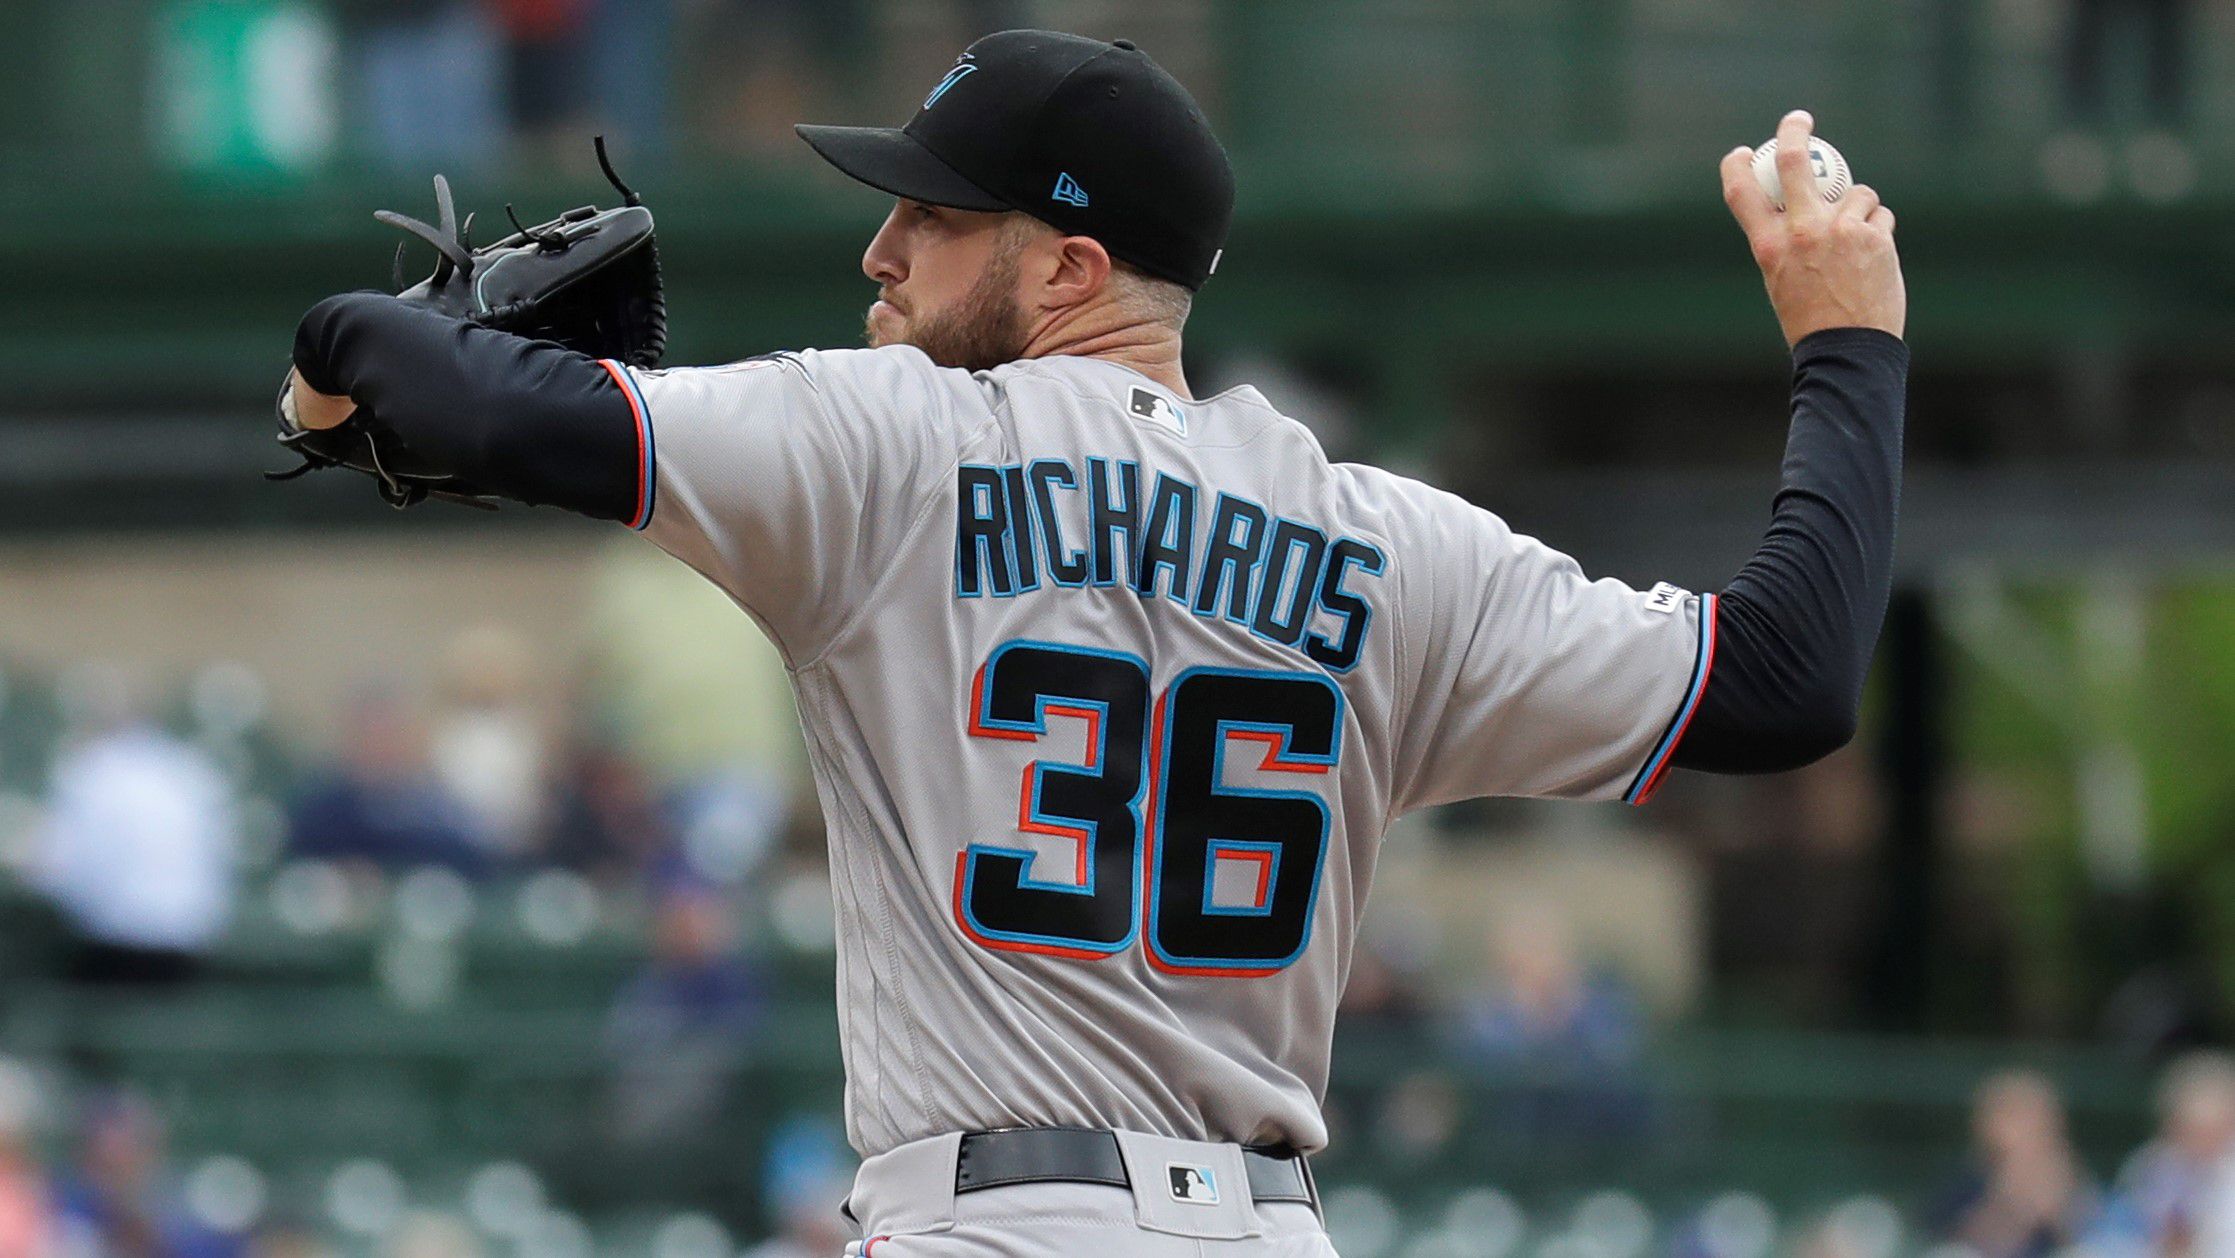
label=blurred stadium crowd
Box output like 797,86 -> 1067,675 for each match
123,0 -> 2214,200
145,0 -> 1044,178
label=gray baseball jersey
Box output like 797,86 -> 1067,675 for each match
609,344 -> 1713,1158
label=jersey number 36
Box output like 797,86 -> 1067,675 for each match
956,640 -> 1343,977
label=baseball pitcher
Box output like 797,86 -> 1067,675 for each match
276,30 -> 1907,1257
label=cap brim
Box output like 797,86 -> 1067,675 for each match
794,125 -> 1011,212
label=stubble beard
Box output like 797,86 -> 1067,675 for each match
865,248 -> 1031,373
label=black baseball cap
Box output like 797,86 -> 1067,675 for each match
796,30 -> 1235,290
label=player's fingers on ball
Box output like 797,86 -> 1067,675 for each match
1721,146 -> 1775,236
1774,111 -> 1824,221
1840,184 -> 1881,220
1867,204 -> 1896,235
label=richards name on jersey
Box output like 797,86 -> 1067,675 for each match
954,457 -> 1387,673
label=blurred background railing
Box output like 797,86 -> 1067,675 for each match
4,0 -> 2234,501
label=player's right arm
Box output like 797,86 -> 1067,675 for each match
1672,110 -> 1906,772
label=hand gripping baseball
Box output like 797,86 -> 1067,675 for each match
1721,111 -> 1905,348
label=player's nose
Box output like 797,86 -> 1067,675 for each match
862,206 -> 908,287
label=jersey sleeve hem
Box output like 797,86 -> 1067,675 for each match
598,359 -> 656,531
1623,591 -> 1718,806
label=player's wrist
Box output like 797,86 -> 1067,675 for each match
283,367 -> 357,432
1790,326 -> 1909,363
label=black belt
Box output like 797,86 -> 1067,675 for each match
954,1128 -> 1316,1208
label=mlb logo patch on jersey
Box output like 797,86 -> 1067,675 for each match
1167,1163 -> 1219,1205
1645,581 -> 1685,615
1129,387 -> 1187,436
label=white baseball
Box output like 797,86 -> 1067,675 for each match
1751,136 -> 1852,210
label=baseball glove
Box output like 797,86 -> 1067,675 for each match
270,136 -> 667,509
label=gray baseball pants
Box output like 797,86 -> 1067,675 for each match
842,1131 -> 1340,1257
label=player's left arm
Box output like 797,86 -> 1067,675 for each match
289,291 -> 646,521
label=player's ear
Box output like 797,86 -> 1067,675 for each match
1038,233 -> 1113,311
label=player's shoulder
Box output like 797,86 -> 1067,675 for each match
786,345 -> 1006,422
647,344 -> 940,393
637,344 -> 996,434
1323,459 -> 1533,598
640,343 -> 968,390
1328,458 -> 1494,530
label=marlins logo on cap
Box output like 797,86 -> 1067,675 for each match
922,55 -> 977,109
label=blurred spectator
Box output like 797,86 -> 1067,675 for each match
1368,1072 -> 1462,1172
491,0 -> 600,161
0,1061 -> 51,1258
383,1212 -> 480,1258
604,881 -> 768,1146
1928,1070 -> 2100,1257
743,1115 -> 853,1258
288,687 -> 486,879
2096,1052 -> 2235,1255
1794,1201 -> 1902,1258
1459,911 -> 1641,1069
1336,942 -> 1433,1037
430,626 -> 549,862
247,1220 -> 336,1258
333,0 -> 502,169
1455,911 -> 1645,1144
588,0 -> 677,157
691,0 -> 870,155
35,669 -> 236,987
51,1091 -> 240,1258
544,729 -> 674,885
586,541 -> 805,886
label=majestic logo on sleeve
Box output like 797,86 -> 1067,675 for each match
1167,1164 -> 1219,1205
952,458 -> 1387,673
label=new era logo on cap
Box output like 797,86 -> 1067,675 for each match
1167,1163 -> 1219,1205
1051,172 -> 1089,207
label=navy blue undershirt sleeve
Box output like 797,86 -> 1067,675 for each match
1671,327 -> 1909,774
292,292 -> 644,523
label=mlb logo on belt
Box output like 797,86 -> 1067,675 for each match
1167,1163 -> 1219,1205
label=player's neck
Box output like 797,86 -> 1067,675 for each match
1021,305 -> 1192,399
